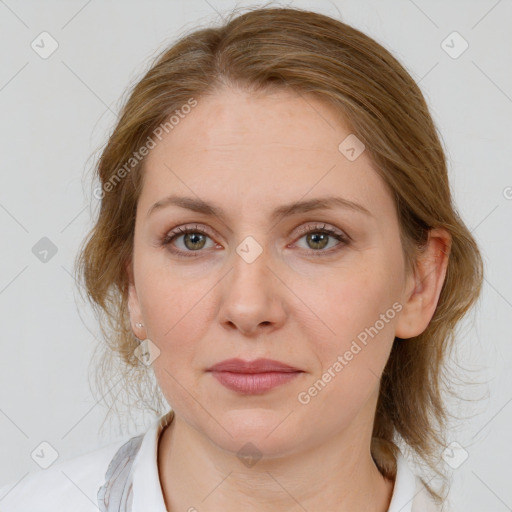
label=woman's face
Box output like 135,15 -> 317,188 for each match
128,86 -> 415,456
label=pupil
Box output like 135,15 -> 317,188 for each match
185,233 -> 205,250
308,233 -> 328,250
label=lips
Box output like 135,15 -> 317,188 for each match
206,358 -> 303,394
206,358 -> 301,373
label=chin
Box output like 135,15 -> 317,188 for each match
204,408 -> 304,456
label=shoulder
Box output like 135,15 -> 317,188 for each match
0,438 -> 129,512
411,478 -> 444,512
389,452 -> 445,512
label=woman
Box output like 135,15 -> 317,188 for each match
0,6 -> 483,511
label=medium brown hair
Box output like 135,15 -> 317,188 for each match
76,5 -> 483,503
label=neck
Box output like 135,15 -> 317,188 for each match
157,412 -> 394,512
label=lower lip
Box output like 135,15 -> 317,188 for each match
209,371 -> 301,394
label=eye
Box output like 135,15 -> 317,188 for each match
293,223 -> 349,255
160,224 -> 218,257
160,222 -> 350,258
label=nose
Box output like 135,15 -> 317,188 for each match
217,246 -> 288,337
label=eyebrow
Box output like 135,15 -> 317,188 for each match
146,194 -> 372,221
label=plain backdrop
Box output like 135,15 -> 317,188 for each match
0,0 -> 511,510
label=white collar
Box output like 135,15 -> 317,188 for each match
129,411 -> 420,512
130,411 -> 173,511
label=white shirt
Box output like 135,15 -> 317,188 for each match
0,410 -> 440,511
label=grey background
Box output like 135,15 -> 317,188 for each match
0,0 -> 511,510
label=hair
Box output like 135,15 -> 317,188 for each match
75,4 -> 483,504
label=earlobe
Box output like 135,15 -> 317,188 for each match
394,228 -> 451,340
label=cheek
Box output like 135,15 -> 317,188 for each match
294,271 -> 399,427
139,270 -> 214,411
295,249 -> 403,378
135,259 -> 214,364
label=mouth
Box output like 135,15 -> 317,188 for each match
206,358 -> 304,394
207,357 -> 301,373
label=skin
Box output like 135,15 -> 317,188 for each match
126,86 -> 451,511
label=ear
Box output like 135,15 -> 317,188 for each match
126,258 -> 145,339
395,228 -> 451,339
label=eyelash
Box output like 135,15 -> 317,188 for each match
160,223 -> 350,258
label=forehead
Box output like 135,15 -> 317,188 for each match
139,87 -> 393,220
156,87 -> 351,157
